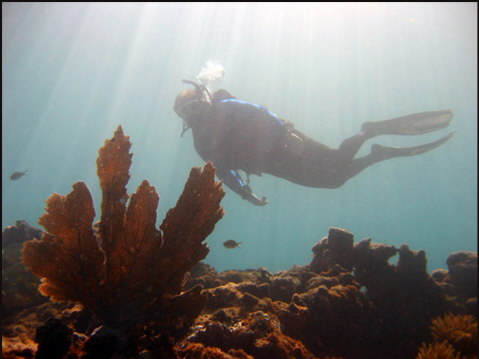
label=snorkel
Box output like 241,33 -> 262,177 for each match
177,80 -> 211,137
179,79 -> 213,137
179,62 -> 225,136
182,79 -> 212,103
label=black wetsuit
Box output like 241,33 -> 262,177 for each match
189,94 -> 351,200
186,91 -> 454,203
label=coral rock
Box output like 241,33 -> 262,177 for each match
446,252 -> 477,300
189,311 -> 318,359
432,252 -> 478,316
302,227 -> 455,358
310,227 -> 355,273
396,244 -> 428,275
1,337 -> 36,359
2,220 -> 46,318
237,282 -> 271,299
1,301 -> 74,359
270,275 -> 301,302
177,342 -> 254,359
205,283 -> 243,311
34,317 -> 73,359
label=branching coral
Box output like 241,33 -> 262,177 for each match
22,126 -> 225,355
416,313 -> 478,359
416,341 -> 462,359
429,313 -> 477,357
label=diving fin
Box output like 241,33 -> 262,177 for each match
371,131 -> 455,160
362,110 -> 453,136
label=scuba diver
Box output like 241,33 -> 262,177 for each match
174,80 -> 454,206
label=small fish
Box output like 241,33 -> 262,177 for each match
10,170 -> 28,180
223,240 -> 242,249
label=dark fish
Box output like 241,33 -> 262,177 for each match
223,240 -> 242,249
10,170 -> 28,180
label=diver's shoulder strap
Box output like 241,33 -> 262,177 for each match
212,89 -> 236,103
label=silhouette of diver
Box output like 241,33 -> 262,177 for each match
174,80 -> 454,206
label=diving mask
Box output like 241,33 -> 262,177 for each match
176,98 -> 201,120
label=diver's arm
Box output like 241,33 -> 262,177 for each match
215,167 -> 268,206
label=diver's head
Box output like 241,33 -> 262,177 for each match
174,88 -> 200,121
174,80 -> 212,138
174,79 -> 212,120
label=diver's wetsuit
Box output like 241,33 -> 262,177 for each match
190,97 -> 288,199
182,88 -> 453,204
190,95 -> 373,198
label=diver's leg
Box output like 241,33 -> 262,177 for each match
361,110 -> 453,136
336,131 -> 374,161
369,132 -> 455,159
267,132 -> 376,188
336,109 -> 453,160
333,132 -> 455,183
264,122 -> 454,188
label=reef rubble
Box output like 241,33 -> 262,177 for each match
2,222 -> 477,358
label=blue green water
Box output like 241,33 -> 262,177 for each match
3,3 -> 477,273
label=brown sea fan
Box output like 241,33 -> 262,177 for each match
22,126 -> 225,351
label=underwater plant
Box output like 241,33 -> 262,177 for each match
416,341 -> 462,359
429,313 -> 477,357
416,313 -> 478,359
22,126 -> 225,356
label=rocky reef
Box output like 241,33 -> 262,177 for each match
3,222 -> 477,358
2,220 -> 46,319
177,228 -> 476,359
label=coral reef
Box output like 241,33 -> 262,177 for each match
418,313 -> 478,358
2,301 -> 76,359
18,126 -> 225,357
446,252 -> 477,299
174,227 -> 476,359
297,228 -> 450,358
2,210 -> 477,358
34,317 -> 73,359
432,251 -> 477,317
188,309 -> 321,359
416,341 -> 462,359
2,220 -> 46,318
416,312 -> 478,359
176,342 -> 254,359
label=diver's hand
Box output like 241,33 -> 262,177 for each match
250,195 -> 269,206
241,186 -> 268,206
246,194 -> 268,206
